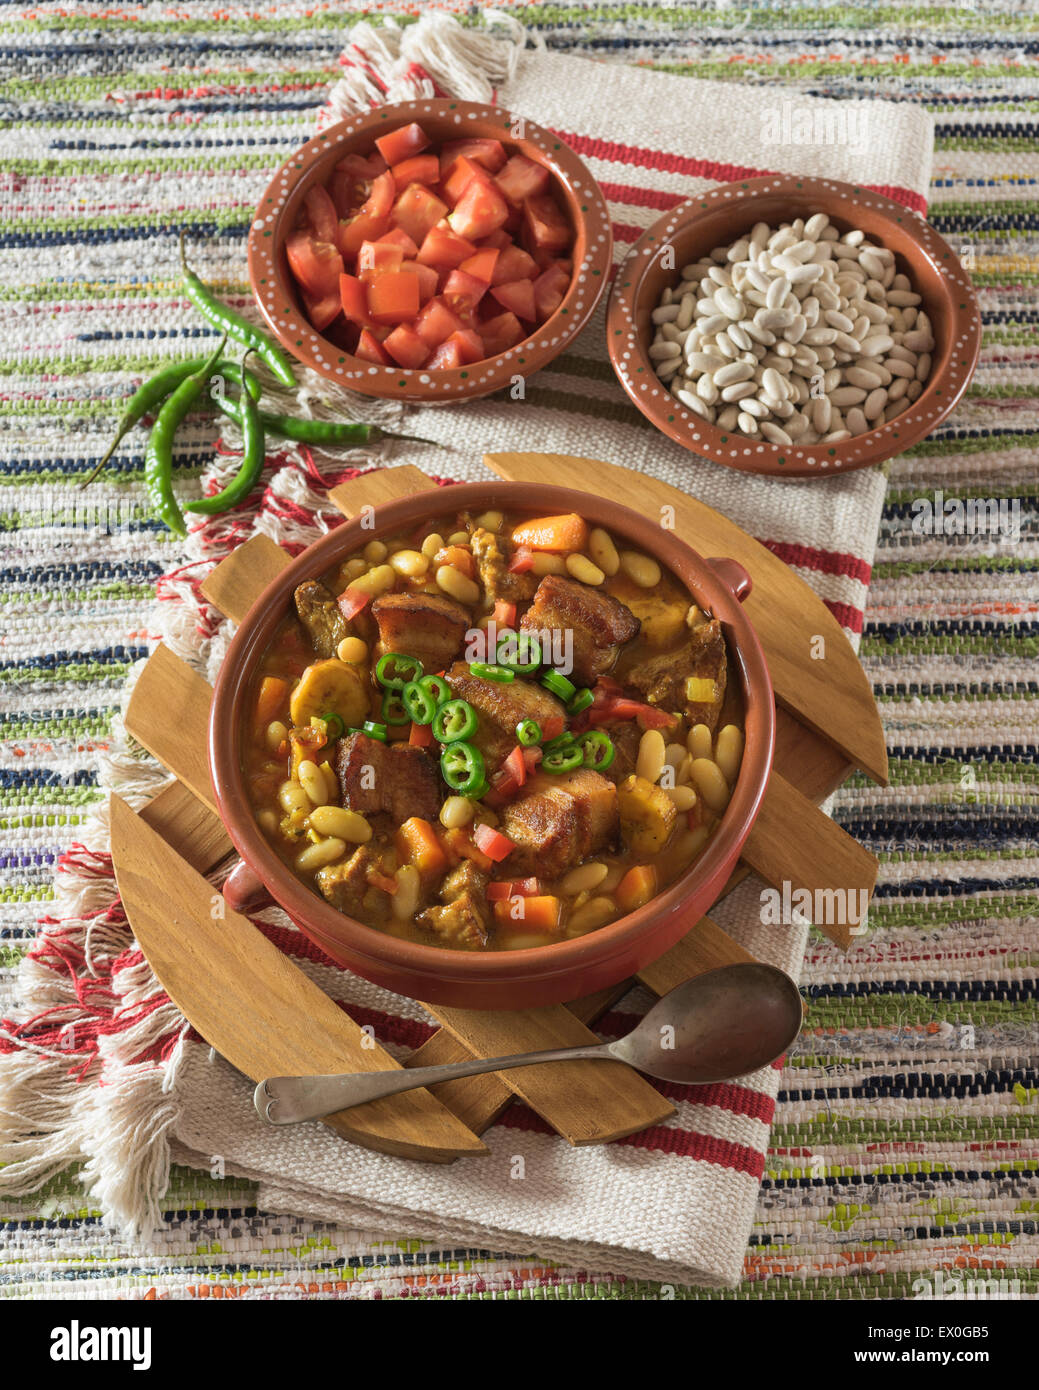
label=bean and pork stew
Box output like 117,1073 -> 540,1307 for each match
243,511 -> 745,951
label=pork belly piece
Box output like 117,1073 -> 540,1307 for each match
370,591 -> 470,674
440,858 -> 489,903
335,732 -> 441,823
468,525 -> 536,604
520,574 -> 639,685
294,580 -> 349,658
626,618 -> 728,732
417,890 -> 490,950
500,768 -> 618,880
444,661 -> 566,771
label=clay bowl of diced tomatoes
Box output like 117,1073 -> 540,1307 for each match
247,100 -> 613,401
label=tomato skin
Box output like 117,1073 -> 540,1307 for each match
339,272 -> 373,327
303,184 -> 338,243
383,323 -> 430,369
335,151 -> 387,180
374,121 -> 430,167
522,194 -> 571,253
366,270 -> 421,326
448,179 -> 509,241
479,310 -> 524,355
302,287 -> 341,331
439,138 -> 507,176
413,296 -> 465,349
490,278 -> 537,321
492,244 -> 538,285
336,211 -> 390,259
392,184 -> 449,246
416,225 -> 476,270
285,230 -> 344,298
495,153 -> 550,205
533,261 -> 571,320
426,338 -> 463,369
355,328 -> 394,365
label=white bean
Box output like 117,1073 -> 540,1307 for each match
560,862 -> 609,896
636,729 -> 667,783
436,565 -> 480,605
308,805 -> 372,842
619,551 -> 661,588
588,527 -> 620,576
295,837 -> 347,872
392,864 -> 420,920
298,759 -> 329,808
689,757 -> 731,814
714,725 -> 744,785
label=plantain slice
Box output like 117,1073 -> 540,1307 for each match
289,659 -> 369,730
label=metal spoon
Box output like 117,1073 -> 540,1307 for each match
254,963 -> 804,1127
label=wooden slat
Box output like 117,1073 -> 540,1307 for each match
200,534 -> 293,626
125,644 -> 217,814
742,771 -> 878,949
637,915 -> 756,996
139,780 -> 232,875
111,795 -> 487,1163
328,465 -> 438,518
483,450 -> 888,787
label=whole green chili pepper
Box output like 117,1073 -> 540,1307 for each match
180,231 -> 297,388
185,355 -> 266,516
145,336 -> 226,539
81,356 -> 262,490
211,391 -> 439,448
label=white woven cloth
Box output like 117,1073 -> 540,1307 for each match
145,31 -> 934,1288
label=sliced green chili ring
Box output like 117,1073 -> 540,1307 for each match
541,670 -> 576,703
320,711 -> 346,739
402,680 -> 438,726
361,721 -> 388,742
470,661 -> 515,684
418,673 -> 450,706
380,690 -> 411,726
440,741 -> 487,797
432,698 -> 478,744
542,731 -> 577,756
375,652 -> 425,689
495,628 -> 542,675
542,745 -> 584,775
516,718 -> 542,747
578,730 -> 615,771
567,687 -> 594,716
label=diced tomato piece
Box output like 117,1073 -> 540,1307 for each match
492,244 -> 538,286
495,154 -> 551,206
322,317 -> 360,356
490,278 -> 537,321
533,262 -> 571,320
361,170 -> 396,220
493,600 -> 516,626
441,268 -> 488,317
597,698 -> 675,730
383,324 -> 429,369
473,823 -> 515,863
440,155 -> 492,207
448,179 -> 509,241
357,240 -> 403,277
285,230 -> 344,299
459,248 -> 499,284
479,228 -> 513,251
452,329 -> 485,363
377,226 -> 419,258
523,194 -> 571,253
416,224 -> 476,271
397,260 -> 438,305
487,877 -> 542,900
329,170 -> 362,219
427,338 -> 463,369
339,272 -> 373,328
441,827 -> 493,872
540,715 -> 565,741
355,328 -> 394,365
440,138 -> 507,176
506,546 -> 535,574
374,121 -> 430,167
335,151 -> 387,180
366,271 -> 420,326
337,586 -> 371,620
502,745 -> 528,789
391,184 -> 448,246
390,153 -> 439,187
479,310 -> 524,356
303,184 -> 338,243
521,746 -> 542,774
336,211 -> 390,259
409,720 -> 434,748
301,287 -> 341,332
413,296 -> 466,349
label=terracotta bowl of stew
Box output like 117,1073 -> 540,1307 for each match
208,483 -> 775,1010
247,99 -> 613,403
607,175 -> 982,478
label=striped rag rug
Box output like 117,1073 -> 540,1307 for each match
1,3 -> 1037,1298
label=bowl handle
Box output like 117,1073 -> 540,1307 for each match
223,859 -> 273,914
706,556 -> 753,604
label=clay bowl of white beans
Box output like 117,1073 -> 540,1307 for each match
209,482 -> 775,1010
607,175 -> 982,478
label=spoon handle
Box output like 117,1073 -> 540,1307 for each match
256,1042 -> 613,1125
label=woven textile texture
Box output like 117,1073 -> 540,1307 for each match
1,2 -> 1037,1299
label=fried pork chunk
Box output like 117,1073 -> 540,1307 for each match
294,580 -> 349,659
501,768 -> 618,880
520,575 -> 639,685
334,733 -> 441,824
443,661 -> 566,771
468,526 -> 537,604
626,618 -> 728,731
370,591 -> 469,674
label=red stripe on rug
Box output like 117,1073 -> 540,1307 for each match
554,130 -> 928,214
760,540 -> 872,586
499,1104 -> 765,1175
823,598 -> 865,634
